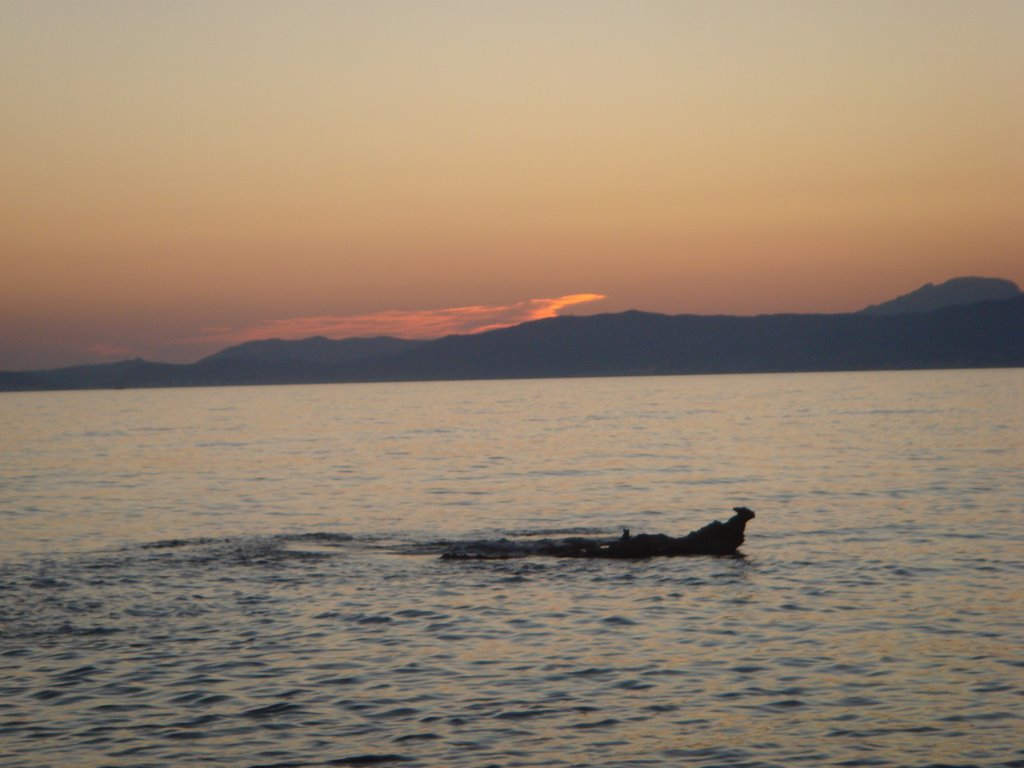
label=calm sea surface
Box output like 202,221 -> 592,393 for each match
1,370 -> 1022,768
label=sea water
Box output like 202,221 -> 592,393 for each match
1,370 -> 1022,768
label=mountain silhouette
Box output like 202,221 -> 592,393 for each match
2,282 -> 1022,391
858,276 -> 1021,315
202,336 -> 426,365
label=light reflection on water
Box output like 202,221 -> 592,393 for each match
1,369 -> 1022,767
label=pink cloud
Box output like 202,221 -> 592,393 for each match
186,293 -> 607,347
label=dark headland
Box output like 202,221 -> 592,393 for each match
3,277 -> 1022,392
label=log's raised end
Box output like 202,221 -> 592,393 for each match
732,506 -> 756,521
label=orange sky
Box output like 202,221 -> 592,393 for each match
1,1 -> 1022,369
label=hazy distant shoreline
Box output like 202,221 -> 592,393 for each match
3,293 -> 1022,393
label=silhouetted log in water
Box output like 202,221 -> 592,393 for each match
536,507 -> 756,558
441,507 -> 756,560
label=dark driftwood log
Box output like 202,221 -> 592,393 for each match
535,507 -> 756,558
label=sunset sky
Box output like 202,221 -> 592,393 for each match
2,1 -> 1022,370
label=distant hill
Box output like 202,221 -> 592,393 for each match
4,293 -> 1022,391
344,297 -> 1024,381
858,276 -> 1021,315
0,370 -> 50,390
201,335 -> 426,365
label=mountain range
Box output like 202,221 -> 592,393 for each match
3,276 -> 1021,392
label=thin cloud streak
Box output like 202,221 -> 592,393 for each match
188,294 -> 607,348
